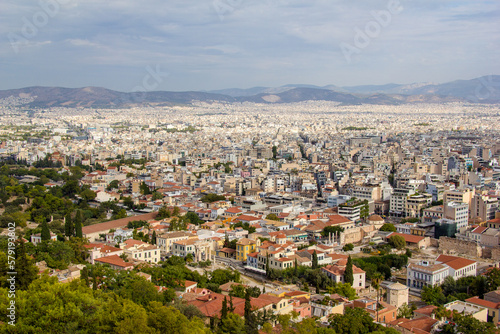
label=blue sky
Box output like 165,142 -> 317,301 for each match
1,0 -> 499,91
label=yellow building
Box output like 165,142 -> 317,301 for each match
236,238 -> 257,262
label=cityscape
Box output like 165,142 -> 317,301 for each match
1,95 -> 500,333
2,0 -> 500,333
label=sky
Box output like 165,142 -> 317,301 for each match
1,0 -> 499,92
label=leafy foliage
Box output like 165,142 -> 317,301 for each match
379,223 -> 396,232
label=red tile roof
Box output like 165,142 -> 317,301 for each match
387,232 -> 425,244
436,254 -> 476,270
95,255 -> 133,269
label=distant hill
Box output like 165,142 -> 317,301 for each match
0,75 -> 498,108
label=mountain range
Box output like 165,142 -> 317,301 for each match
1,75 -> 498,108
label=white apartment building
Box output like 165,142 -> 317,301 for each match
444,201 -> 469,231
327,194 -> 351,208
407,255 -> 477,290
390,188 -> 415,217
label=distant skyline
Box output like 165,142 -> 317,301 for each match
2,0 -> 499,92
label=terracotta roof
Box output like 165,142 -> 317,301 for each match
235,215 -> 260,222
328,215 -> 352,224
82,212 -> 158,235
225,207 -> 242,213
465,296 -> 500,309
414,305 -> 438,316
472,226 -> 488,234
184,280 -> 197,288
368,214 -> 384,221
95,255 -> 134,268
436,254 -> 476,270
389,316 -> 438,333
387,232 -> 425,244
284,291 -> 309,297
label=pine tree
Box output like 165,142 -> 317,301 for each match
75,210 -> 83,238
344,255 -> 354,285
16,239 -> 38,290
64,212 -> 73,238
40,221 -> 51,241
312,250 -> 318,269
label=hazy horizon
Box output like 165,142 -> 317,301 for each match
2,1 -> 499,92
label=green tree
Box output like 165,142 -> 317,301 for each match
221,296 -> 228,320
140,182 -> 151,195
15,239 -> 38,290
360,200 -> 370,221
344,256 -> 354,285
486,268 -> 500,291
151,231 -> 157,245
151,192 -> 163,200
74,210 -> 83,238
342,243 -> 354,252
272,146 -> 278,159
312,250 -> 318,269
64,212 -> 73,238
114,209 -> 128,220
421,285 -> 447,306
80,188 -> 96,202
200,193 -> 225,203
40,221 -> 51,241
219,312 -> 245,334
397,303 -> 417,319
147,302 -> 206,334
184,212 -> 203,225
329,282 -> 357,300
329,307 -> 379,333
388,235 -> 406,250
380,223 -> 397,232
321,225 -> 344,238
106,180 -> 119,191
371,272 -> 383,321
265,213 -> 280,221
244,288 -> 258,334
157,206 -> 172,219
123,196 -> 134,210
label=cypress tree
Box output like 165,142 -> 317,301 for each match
221,296 -> 228,320
40,221 -> 51,241
229,295 -> 235,313
312,250 -> 318,269
152,230 -> 157,245
244,289 -> 254,334
81,266 -> 89,287
64,212 -> 73,238
75,210 -> 83,238
344,255 -> 354,285
265,254 -> 270,278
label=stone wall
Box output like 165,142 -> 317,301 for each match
491,247 -> 500,261
438,237 -> 482,258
